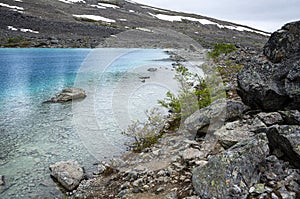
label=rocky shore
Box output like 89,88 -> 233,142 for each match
45,21 -> 300,199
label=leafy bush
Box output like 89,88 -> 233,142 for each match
208,43 -> 237,58
158,65 -> 211,122
123,66 -> 213,152
122,108 -> 166,152
7,37 -> 23,43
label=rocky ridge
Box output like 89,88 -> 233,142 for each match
0,0 -> 269,48
45,21 -> 300,199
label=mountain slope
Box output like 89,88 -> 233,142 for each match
0,0 -> 269,48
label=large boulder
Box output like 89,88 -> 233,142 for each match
237,21 -> 300,111
44,88 -> 86,103
49,160 -> 85,191
266,125 -> 300,169
184,99 -> 249,135
192,133 -> 269,199
264,21 -> 300,63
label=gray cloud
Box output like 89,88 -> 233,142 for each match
134,0 -> 300,32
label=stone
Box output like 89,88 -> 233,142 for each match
184,99 -> 249,135
266,125 -> 300,168
257,112 -> 284,126
49,160 -> 85,191
181,148 -> 203,161
192,133 -> 269,199
249,183 -> 267,194
44,88 -> 86,103
0,175 -> 4,186
147,68 -> 158,72
156,186 -> 166,194
214,120 -> 255,149
165,191 -> 178,199
263,21 -> 300,63
279,110 -> 300,125
238,21 -> 300,111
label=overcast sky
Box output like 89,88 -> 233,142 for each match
133,0 -> 300,32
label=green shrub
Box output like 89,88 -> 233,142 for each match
158,65 -> 211,122
7,37 -> 23,43
122,108 -> 165,152
208,43 -> 237,58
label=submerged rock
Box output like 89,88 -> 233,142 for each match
237,21 -> 300,111
192,133 -> 269,199
49,160 -> 85,191
43,88 -> 86,103
0,175 -> 4,186
147,68 -> 158,72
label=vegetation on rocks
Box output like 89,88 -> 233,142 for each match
158,65 -> 211,121
122,108 -> 165,152
208,43 -> 237,59
123,65 -> 212,152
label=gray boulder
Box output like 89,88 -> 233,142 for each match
184,99 -> 249,135
49,160 -> 85,191
264,21 -> 300,63
214,117 -> 265,149
44,88 -> 86,103
279,110 -> 300,125
266,125 -> 300,169
238,21 -> 300,111
192,133 -> 269,199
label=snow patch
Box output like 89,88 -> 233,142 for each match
140,6 -> 168,13
58,0 -> 86,4
7,26 -> 18,31
20,28 -> 39,34
136,27 -> 153,33
7,26 -> 39,33
0,3 -> 24,11
129,10 -> 135,13
90,4 -> 106,9
149,13 -> 270,36
119,18 -> 127,22
13,0 -> 23,2
125,0 -> 137,4
73,14 -> 116,23
98,3 -> 119,9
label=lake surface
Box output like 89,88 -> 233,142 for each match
0,48 -> 176,198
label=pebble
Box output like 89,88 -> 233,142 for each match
156,186 -> 166,194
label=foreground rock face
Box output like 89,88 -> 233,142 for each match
49,160 -> 85,191
192,134 -> 269,199
237,21 -> 300,111
44,88 -> 86,103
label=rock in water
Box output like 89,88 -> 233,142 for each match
44,88 -> 86,103
49,160 -> 85,191
0,175 -> 4,186
192,133 -> 269,199
238,21 -> 300,111
147,68 -> 157,72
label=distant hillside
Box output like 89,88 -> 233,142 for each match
0,0 -> 270,48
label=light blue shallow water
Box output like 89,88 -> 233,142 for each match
0,48 -> 174,198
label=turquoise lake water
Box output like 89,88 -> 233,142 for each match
0,48 -> 175,198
